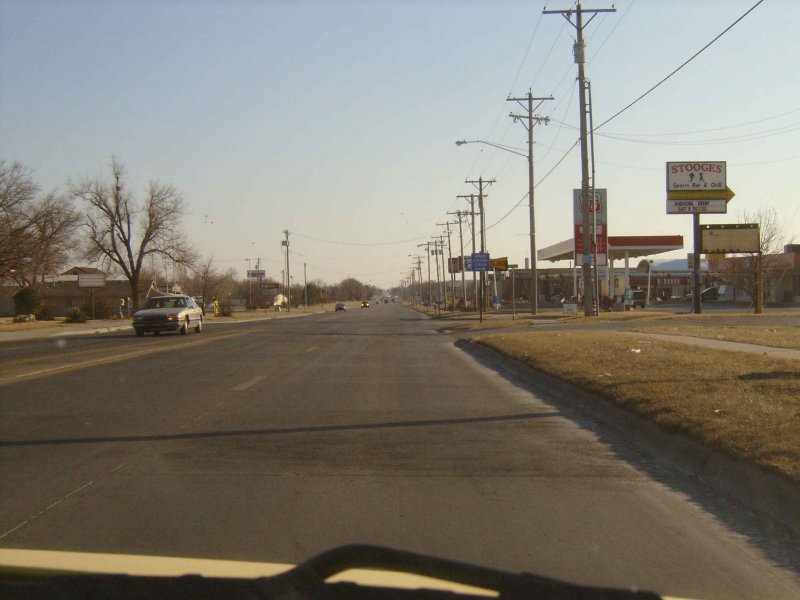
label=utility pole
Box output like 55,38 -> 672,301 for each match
282,230 -> 291,312
304,262 -> 308,308
447,211 -> 468,308
457,194 -> 478,311
417,242 -> 433,307
544,2 -> 615,317
437,236 -> 448,307
508,91 -> 553,315
432,238 -> 443,309
438,221 -> 456,310
416,256 -> 423,307
466,177 -> 495,317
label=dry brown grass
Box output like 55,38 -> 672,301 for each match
632,324 -> 800,351
0,317 -> 70,332
477,331 -> 800,480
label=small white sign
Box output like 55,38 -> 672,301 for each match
666,199 -> 727,214
562,303 -> 578,316
666,162 -> 726,192
77,273 -> 106,289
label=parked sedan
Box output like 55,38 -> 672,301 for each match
132,295 -> 203,337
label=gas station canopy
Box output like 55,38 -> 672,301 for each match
538,235 -> 683,263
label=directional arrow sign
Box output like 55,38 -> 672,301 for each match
666,187 -> 735,201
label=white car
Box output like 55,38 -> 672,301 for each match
132,295 -> 203,337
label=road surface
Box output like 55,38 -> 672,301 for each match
1,303 -> 798,598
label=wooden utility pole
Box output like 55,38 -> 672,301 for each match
508,91 -> 552,315
465,177 -> 495,318
544,2 -> 615,316
282,230 -> 291,312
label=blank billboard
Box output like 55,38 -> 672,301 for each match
701,224 -> 760,254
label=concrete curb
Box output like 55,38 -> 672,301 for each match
455,337 -> 800,536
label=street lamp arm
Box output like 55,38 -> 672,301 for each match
455,139 -> 528,158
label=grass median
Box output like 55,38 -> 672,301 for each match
476,330 -> 800,480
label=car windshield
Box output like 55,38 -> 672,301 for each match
2,2 -> 799,599
143,298 -> 185,310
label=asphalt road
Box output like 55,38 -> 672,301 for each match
1,304 -> 798,599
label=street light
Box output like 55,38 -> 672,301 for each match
456,138 -> 538,314
455,140 -> 527,158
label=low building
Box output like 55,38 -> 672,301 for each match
0,267 -> 137,318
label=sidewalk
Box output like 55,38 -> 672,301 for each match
620,331 -> 800,360
0,319 -> 132,343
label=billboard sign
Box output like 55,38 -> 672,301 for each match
490,257 -> 508,271
77,273 -> 106,289
701,224 -> 760,254
247,269 -> 265,279
470,252 -> 491,272
666,162 -> 726,192
573,189 -> 607,266
666,198 -> 728,214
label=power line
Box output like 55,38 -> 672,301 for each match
550,106 -> 800,137
291,231 -> 428,247
598,122 -> 800,146
595,0 -> 766,131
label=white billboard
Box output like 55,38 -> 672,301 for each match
666,161 -> 726,192
77,273 -> 106,289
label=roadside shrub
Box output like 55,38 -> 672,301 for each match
13,287 -> 41,316
36,305 -> 56,321
220,301 -> 232,317
87,297 -> 116,319
64,308 -> 88,323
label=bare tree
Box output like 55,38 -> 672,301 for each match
181,256 -> 237,306
716,206 -> 789,304
0,161 -> 79,285
70,158 -> 194,310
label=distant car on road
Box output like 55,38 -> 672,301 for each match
335,302 -> 347,311
133,295 -> 203,337
361,301 -> 369,308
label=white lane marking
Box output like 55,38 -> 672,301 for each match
304,346 -> 317,353
231,375 -> 265,392
0,463 -> 126,541
0,481 -> 94,540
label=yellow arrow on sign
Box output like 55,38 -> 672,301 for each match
666,187 -> 735,201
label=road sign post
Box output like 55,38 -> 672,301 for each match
666,162 -> 734,314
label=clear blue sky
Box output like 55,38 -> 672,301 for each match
2,0 -> 798,289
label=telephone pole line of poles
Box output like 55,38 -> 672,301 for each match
508,91 -> 553,315
417,242 -> 433,307
544,2 -> 615,317
457,194 -> 478,310
447,211 -> 468,308
437,221 -> 456,309
465,177 -> 495,318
